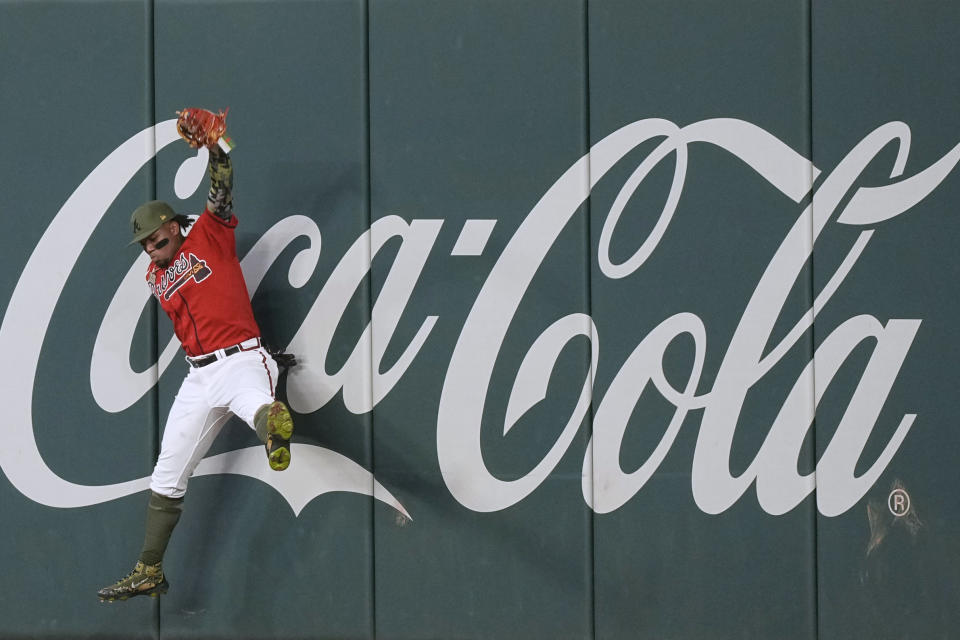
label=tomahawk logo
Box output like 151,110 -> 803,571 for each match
154,253 -> 213,301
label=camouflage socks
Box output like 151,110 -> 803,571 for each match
139,492 -> 184,566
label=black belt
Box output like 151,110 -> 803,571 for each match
186,337 -> 261,368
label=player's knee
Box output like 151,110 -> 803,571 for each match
149,472 -> 187,500
149,485 -> 186,500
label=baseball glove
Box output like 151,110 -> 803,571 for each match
176,107 -> 229,149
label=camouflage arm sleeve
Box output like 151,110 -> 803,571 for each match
206,146 -> 233,220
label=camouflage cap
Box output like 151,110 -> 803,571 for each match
129,200 -> 176,245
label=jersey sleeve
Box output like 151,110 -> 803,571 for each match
193,207 -> 239,257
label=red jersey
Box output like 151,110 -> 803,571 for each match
146,209 -> 260,357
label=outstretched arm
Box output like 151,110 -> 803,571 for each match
206,146 -> 233,220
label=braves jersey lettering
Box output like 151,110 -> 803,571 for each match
150,253 -> 213,300
146,208 -> 260,357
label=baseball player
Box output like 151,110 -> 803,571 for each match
98,110 -> 294,602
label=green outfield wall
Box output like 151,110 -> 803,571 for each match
1,1 -> 958,638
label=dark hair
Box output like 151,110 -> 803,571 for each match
173,214 -> 194,232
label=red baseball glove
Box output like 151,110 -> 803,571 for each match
176,107 -> 229,149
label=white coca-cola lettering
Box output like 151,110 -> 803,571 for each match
694,122 -> 957,516
285,216 -> 442,414
1,118 -> 956,519
437,118 -> 958,515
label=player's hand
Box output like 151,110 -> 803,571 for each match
272,352 -> 297,371
264,344 -> 297,373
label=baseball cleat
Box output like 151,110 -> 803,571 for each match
264,400 -> 294,471
98,561 -> 169,602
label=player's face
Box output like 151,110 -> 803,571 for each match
141,221 -> 182,268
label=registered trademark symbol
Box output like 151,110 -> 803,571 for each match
888,488 -> 911,516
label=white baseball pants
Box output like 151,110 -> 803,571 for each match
150,347 -> 279,498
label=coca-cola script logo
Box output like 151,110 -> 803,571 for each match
1,118 -> 957,519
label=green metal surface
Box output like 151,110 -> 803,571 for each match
0,1 -> 957,638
